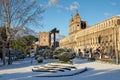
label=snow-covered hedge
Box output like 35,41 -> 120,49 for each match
56,48 -> 76,62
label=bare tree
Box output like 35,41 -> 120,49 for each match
0,0 -> 45,65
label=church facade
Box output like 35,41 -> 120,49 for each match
60,13 -> 120,61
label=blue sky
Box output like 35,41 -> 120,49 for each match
35,0 -> 120,36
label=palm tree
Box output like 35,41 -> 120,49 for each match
50,28 -> 59,49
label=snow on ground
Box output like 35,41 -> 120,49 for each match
0,58 -> 120,80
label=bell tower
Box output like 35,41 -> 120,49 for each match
69,11 -> 88,35
69,11 -> 81,35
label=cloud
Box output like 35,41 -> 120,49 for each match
69,1 -> 80,11
39,4 -> 45,8
56,4 -> 63,8
48,1 -> 80,11
104,12 -> 110,16
70,5 -> 78,11
40,0 -> 80,12
39,0 -> 62,13
48,0 -> 63,9
65,7 -> 69,10
48,0 -> 59,6
73,1 -> 80,7
111,2 -> 117,6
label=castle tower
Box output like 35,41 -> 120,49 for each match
39,32 -> 51,47
69,12 -> 88,35
69,12 -> 81,35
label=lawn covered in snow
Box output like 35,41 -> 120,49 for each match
0,58 -> 120,80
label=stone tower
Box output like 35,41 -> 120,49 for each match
39,32 -> 51,47
69,12 -> 88,35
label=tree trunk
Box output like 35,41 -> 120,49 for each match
2,46 -> 6,65
53,32 -> 56,49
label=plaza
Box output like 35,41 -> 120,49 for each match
0,58 -> 120,80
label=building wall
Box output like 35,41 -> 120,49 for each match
39,32 -> 51,47
60,14 -> 120,58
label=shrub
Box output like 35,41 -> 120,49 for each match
96,58 -> 115,64
52,48 -> 66,59
37,56 -> 43,63
53,55 -> 59,59
35,55 -> 40,60
59,52 -> 72,62
54,48 -> 66,55
43,49 -> 53,59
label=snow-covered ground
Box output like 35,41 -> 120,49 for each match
0,58 -> 120,80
